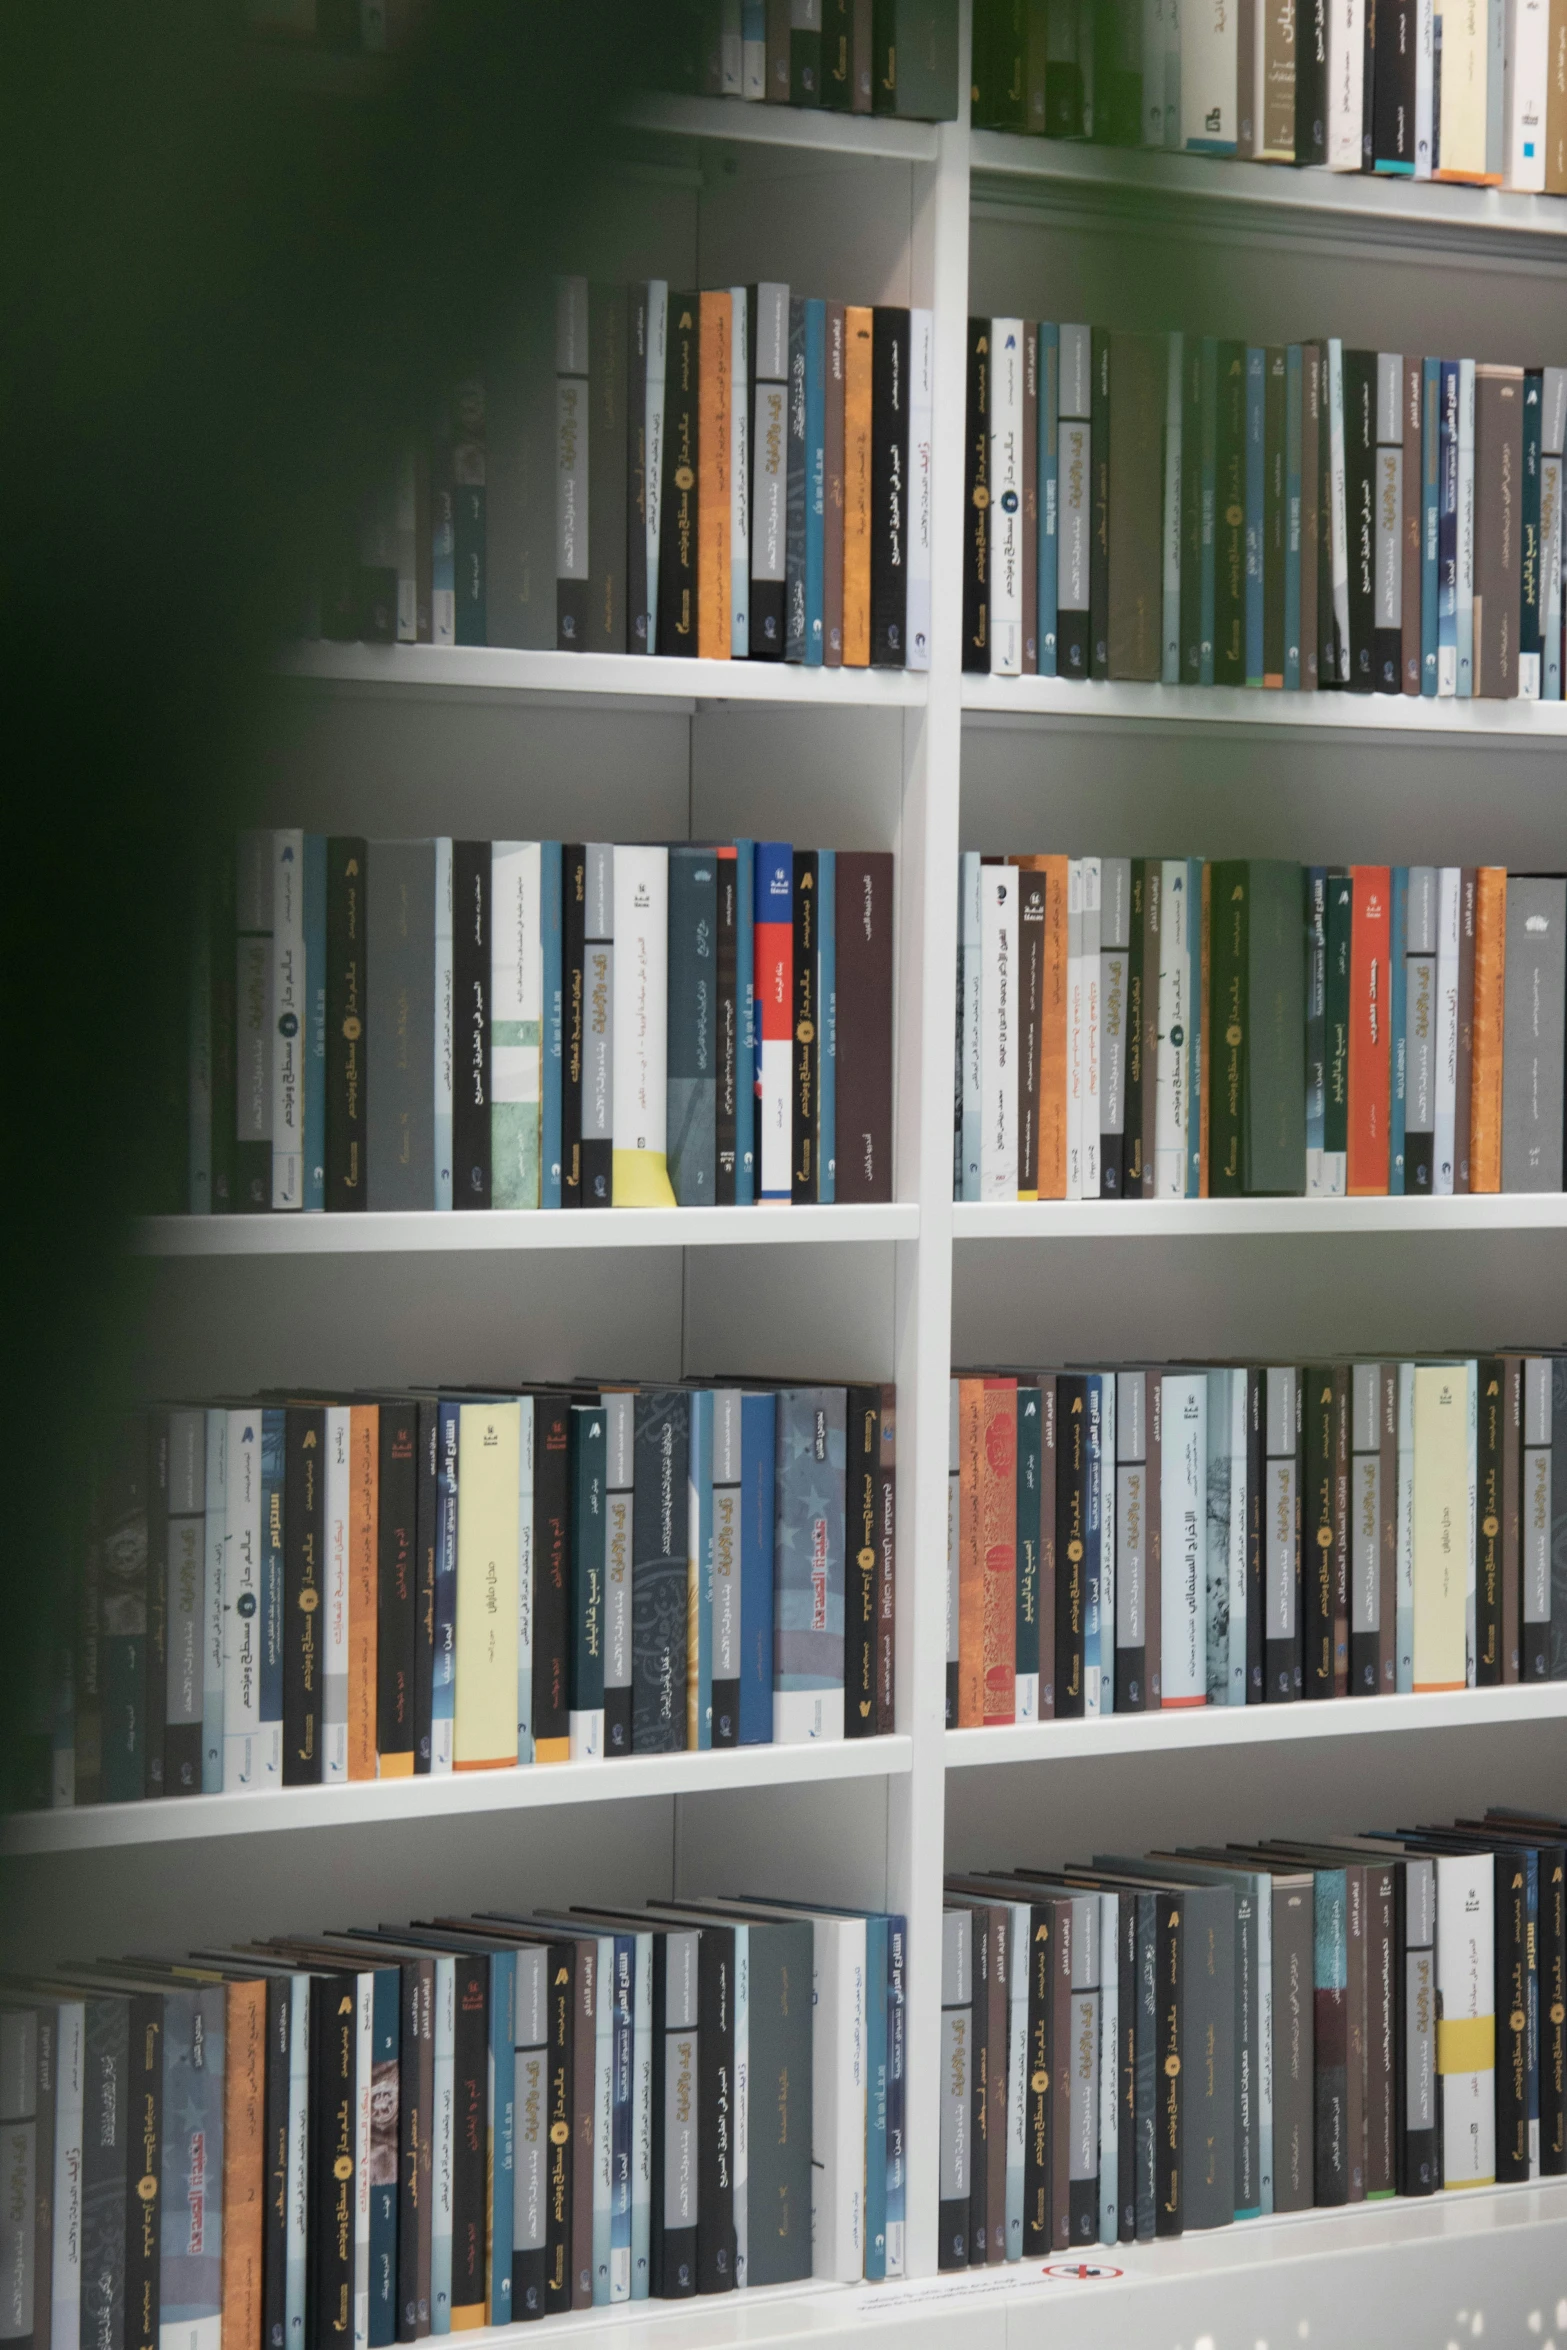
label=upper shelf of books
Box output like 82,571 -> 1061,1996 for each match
280,643 -> 929,707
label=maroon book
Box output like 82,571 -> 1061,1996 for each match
834,850 -> 894,1201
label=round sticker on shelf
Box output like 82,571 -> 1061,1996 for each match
1042,2260 -> 1123,2282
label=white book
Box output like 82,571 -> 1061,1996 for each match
742,0 -> 766,94
644,283 -> 668,649
1327,341 -> 1352,681
50,2000 -> 85,2350
811,1915 -> 867,2280
1265,1369 -> 1298,1679
731,1924 -> 750,2287
1396,1360 -> 1416,1692
631,1929 -> 654,2297
908,309 -> 934,671
1005,1905 -> 1029,2257
1098,1892 -> 1119,2246
1456,357 -> 1476,695
491,840 -> 543,1209
323,1404 -> 350,1783
431,1958 -> 455,2331
593,1936 -> 614,2303
1160,1372 -> 1208,1705
1414,0 -> 1435,171
980,862 -> 1019,1200
729,287 -> 750,658
990,318 -> 1025,676
1082,856 -> 1101,1198
1162,332 -> 1183,681
285,1975 -> 310,2350
1433,866 -> 1460,1193
434,836 -> 454,1209
516,1394 -> 534,1768
270,829 -> 305,1209
1220,1368 -> 1248,1704
201,1407 -> 227,1795
1436,0 -> 1491,175
611,844 -> 677,1206
1154,858 -> 1191,1198
223,1409 -> 261,1790
1181,0 -> 1238,145
1523,1359 -> 1553,1659
1067,859 -> 1085,1200
354,1974 -> 374,2348
1435,1852 -> 1497,2185
1327,0 -> 1365,165
1506,0 -> 1549,185
960,852 -> 983,1200
1412,1361 -> 1470,1688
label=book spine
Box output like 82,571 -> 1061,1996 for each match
1115,1370 -> 1149,1710
749,283 -> 788,659
1039,323 -> 1059,675
990,317 -> 1025,676
711,1391 -> 744,1746
611,845 -> 676,1207
688,1389 -> 713,1752
1090,329 -> 1111,678
1214,343 -> 1246,683
791,849 -> 820,1200
773,1388 -> 847,1742
938,1912 -> 972,2268
451,841 -> 491,1209
1457,357 -> 1477,692
633,1392 -> 690,1754
1160,1375 -> 1207,1706
823,300 -> 845,665
490,840 -> 542,1210
841,304 -> 874,666
755,843 -> 793,1201
980,861 -> 1019,1201
1179,332 -> 1206,681
735,839 -> 756,1202
785,297 -> 807,661
324,838 -> 368,1210
556,281 -> 589,650
659,293 -> 700,658
697,290 -> 733,663
539,842 -> 563,1210
453,378 -> 486,647
871,307 -> 911,666
964,318 -> 992,672
581,844 -> 613,1207
531,1393 -> 570,1765
818,847 -> 836,1201
643,283 -> 668,650
627,288 -> 650,653
739,1391 -> 777,1745
568,1405 -> 607,1760
1163,332 -> 1183,683
1245,346 -> 1266,684
668,847 -> 719,1208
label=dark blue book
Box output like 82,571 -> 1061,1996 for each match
369,1968 -> 400,2346
863,1914 -> 890,2278
570,1404 -> 607,1758
632,1391 -> 690,1753
804,297 -> 827,666
161,1985 -> 226,2349
691,1389 -> 714,1752
667,847 -> 718,1206
785,297 -> 807,661
738,1391 -> 777,1746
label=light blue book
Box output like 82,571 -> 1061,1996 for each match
773,1387 -> 846,1741
691,1390 -> 714,1750
735,840 -> 756,1203
1421,359 -> 1440,695
738,1390 -> 776,1746
817,849 -> 836,1201
1187,857 -> 1204,1197
886,1916 -> 907,2273
1244,348 -> 1265,686
540,841 -> 562,1208
487,1951 -> 516,2326
1039,324 -> 1060,675
1200,339 -> 1218,685
804,298 -> 826,666
160,1987 -> 226,2346
303,832 -> 326,1210
433,1401 -> 459,1769
1389,867 -> 1408,1193
1284,346 -> 1303,689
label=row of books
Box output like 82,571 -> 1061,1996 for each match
188,834 -> 893,1217
661,0 -> 960,120
962,324 -> 1567,699
955,858 -> 1566,1201
946,1355 -> 1567,1726
0,1895 -> 904,2350
973,0 -> 1567,193
60,1381 -> 895,1813
940,1802 -> 1567,2266
315,280 -> 934,670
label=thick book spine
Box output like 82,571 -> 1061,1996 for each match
709,1392 -> 742,1747
659,294 -> 700,657
755,843 -> 793,1201
937,1912 -> 971,2268
365,840 -> 435,1212
324,838 -> 368,1210
749,282 -> 789,660
530,1393 -> 571,1765
963,318 -> 991,671
1179,332 -> 1205,681
824,301 -> 846,664
377,1403 -> 418,1775
1213,343 -> 1246,683
715,848 -> 740,1204
773,1389 -> 847,1742
627,288 -> 650,653
540,840 -> 563,1208
1244,345 -> 1265,685
489,840 -> 541,1211
870,306 -> 911,666
581,844 -> 613,1207
587,288 -> 627,653
1038,323 -> 1059,675
556,281 -> 589,651
790,850 -> 819,1200
698,289 -> 733,662
451,841 -> 491,1209
633,1393 -> 690,1754
413,1400 -> 438,1772
281,1405 -> 325,1785
833,851 -> 893,1201
668,848 -> 719,1207
569,1407 -> 607,1759
1474,362 -> 1524,696
784,297 -> 808,661
845,1387 -> 880,1738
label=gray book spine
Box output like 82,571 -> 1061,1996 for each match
81,2000 -> 128,2350
366,841 -> 436,1211
1067,1898 -> 1101,2244
0,2008 -> 37,2348
1404,866 -> 1438,1192
1523,1360 -> 1553,1681
666,849 -> 718,1207
582,845 -> 614,1207
160,1988 -> 225,2339
1502,877 -> 1566,1192
1133,1891 -> 1158,2243
1271,1878 -> 1315,2211
743,1923 -> 813,2287
603,1394 -> 635,1753
632,1391 -> 689,1753
785,298 -> 807,662
1551,1359 -> 1567,1681
1100,857 -> 1131,1183
773,1390 -> 847,1741
484,294 -> 556,649
938,1910 -> 972,2268
1180,1886 -> 1235,2228
164,1410 -> 206,1794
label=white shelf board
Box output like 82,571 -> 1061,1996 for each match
952,1194 -> 1567,1241
962,672 -> 1567,735
279,641 -> 926,708
970,128 -> 1567,257
132,1202 -> 918,1256
946,1682 -> 1567,1769
1,1735 -> 913,1857
620,91 -> 941,164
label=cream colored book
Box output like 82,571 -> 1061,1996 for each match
1411,1362 -> 1470,1690
454,1401 -> 522,1769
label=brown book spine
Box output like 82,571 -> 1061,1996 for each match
824,301 -> 846,664
876,1382 -> 896,1731
223,1980 -> 267,2350
1139,864 -> 1161,1193
1107,332 -> 1163,679
1470,865 -> 1507,1191
1503,1356 -> 1522,1683
1038,854 -> 1069,1197
348,1402 -> 379,1780
852,0 -> 874,109
1037,1375 -> 1057,1718
1378,1364 -> 1398,1694
1146,1373 -> 1163,1705
1332,1366 -> 1350,1698
1017,863 -> 1047,1199
765,0 -> 791,99
1401,358 -> 1422,692
1302,344 -> 1321,690
843,306 -> 874,665
1454,868 -> 1478,1191
1474,364 -> 1524,697
834,849 -> 893,1201
697,292 -> 731,660
1022,322 -> 1039,672
957,1378 -> 986,1726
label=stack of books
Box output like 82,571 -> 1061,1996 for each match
656,0 -> 959,119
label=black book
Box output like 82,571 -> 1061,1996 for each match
1295,0 -> 1327,160
790,0 -> 823,98
531,1393 -> 572,1763
262,1978 -> 291,2350
121,1989 -> 162,2350
587,286 -> 627,653
1343,349 -> 1377,690
659,294 -> 700,658
1179,336 -> 1205,683
632,1391 -> 689,1753
414,1398 -> 439,1770
870,306 -> 910,668
791,850 -> 819,1200
452,841 -> 491,1208
377,1402 -> 419,1772
1116,1887 -> 1140,2240
447,1955 -> 489,2325
396,1957 -> 434,2340
651,1929 -> 699,2295
1493,1844 -> 1532,2180
324,837 -> 367,1210
822,0 -> 855,104
1123,861 -> 1145,1195
1473,1357 -> 1506,1687
283,1405 -> 325,1786
846,1387 -> 881,1738
962,318 -> 990,672
784,296 -> 808,661
563,845 -> 586,1207
96,1412 -> 150,1807
627,290 -> 650,654
695,1925 -> 736,2291
80,1996 -> 129,2350
208,849 -> 238,1214
1214,341 -> 1247,684
1054,1375 -> 1088,1717
1264,349 -> 1286,685
715,850 -> 740,1204
145,1416 -> 169,1801
1154,1889 -> 1183,2234
1394,1852 -> 1438,2195
1372,0 -> 1415,167
309,1971 -> 356,2349
1089,328 -> 1111,679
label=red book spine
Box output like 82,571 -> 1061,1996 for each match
1347,863 -> 1391,1195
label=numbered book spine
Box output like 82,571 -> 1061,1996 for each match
556,278 -> 589,651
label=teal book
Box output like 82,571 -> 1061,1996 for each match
773,1388 -> 846,1742
1324,873 -> 1353,1192
667,847 -> 718,1206
303,831 -> 326,1211
540,841 -> 563,1209
1245,348 -> 1265,686
571,1403 -> 607,1757
369,1968 -> 400,2345
490,841 -> 543,1209
1312,1870 -> 1350,2204
487,1950 -> 516,2322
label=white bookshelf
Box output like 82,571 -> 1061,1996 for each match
31,10 -> 1567,2339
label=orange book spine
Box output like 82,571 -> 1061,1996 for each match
843,306 -> 874,665
1470,866 -> 1507,1192
957,1378 -> 986,1725
223,1979 -> 267,2350
1199,861 -> 1211,1197
1037,854 -> 1069,1197
980,1379 -> 1018,1723
1348,864 -> 1392,1194
697,291 -> 731,660
348,1403 -> 379,1780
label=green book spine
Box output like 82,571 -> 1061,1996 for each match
1214,342 -> 1247,685
1244,861 -> 1307,1195
1208,861 -> 1248,1197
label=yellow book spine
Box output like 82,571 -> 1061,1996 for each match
698,291 -> 731,659
1412,1363 -> 1470,1689
843,306 -> 874,665
454,1402 -> 521,1768
348,1403 -> 379,1781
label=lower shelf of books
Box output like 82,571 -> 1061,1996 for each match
961,674 -> 1567,736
